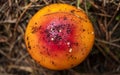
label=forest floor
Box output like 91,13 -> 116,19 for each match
0,0 -> 120,75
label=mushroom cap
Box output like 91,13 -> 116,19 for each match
25,4 -> 95,70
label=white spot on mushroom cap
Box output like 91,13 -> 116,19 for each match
67,42 -> 70,46
91,32 -> 94,34
69,48 -> 72,53
59,29 -> 62,32
50,28 -> 53,31
51,38 -> 54,41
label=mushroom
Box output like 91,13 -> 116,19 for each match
25,4 -> 95,70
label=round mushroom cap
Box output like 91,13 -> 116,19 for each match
25,4 -> 95,70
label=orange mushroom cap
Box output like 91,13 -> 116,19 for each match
25,4 -> 95,70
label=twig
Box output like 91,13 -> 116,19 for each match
109,20 -> 120,37
59,0 -> 65,3
89,0 -> 106,14
91,12 -> 111,17
43,0 -> 49,5
104,13 -> 109,41
0,73 -> 15,75
0,19 -> 16,24
95,38 -> 120,48
95,43 -> 111,61
8,0 -> 11,7
15,53 -> 29,64
8,65 -> 33,72
113,1 -> 120,6
76,0 -> 83,9
111,38 -> 120,42
103,0 -> 106,6
86,59 -> 92,72
14,2 -> 33,33
12,2 -> 34,44
98,19 -> 106,35
0,1 -> 8,12
0,36 -> 7,42
84,0 -> 88,15
107,2 -> 120,27
0,49 -> 15,61
99,43 -> 120,64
